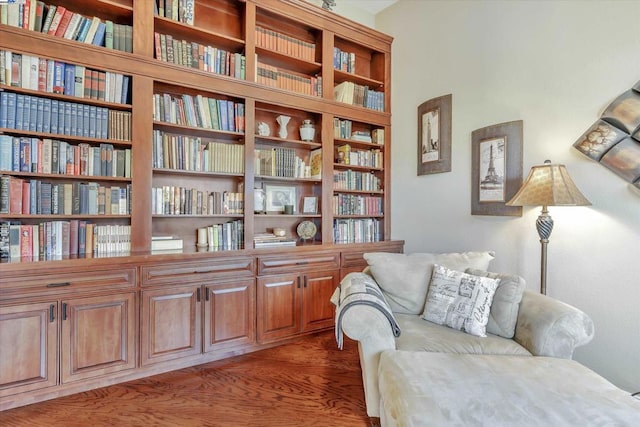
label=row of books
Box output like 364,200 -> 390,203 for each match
154,32 -> 246,80
256,61 -> 323,97
0,2 -> 132,53
253,232 -> 297,249
335,144 -> 383,168
333,81 -> 385,112
333,47 -> 356,74
155,0 -> 194,25
0,137 -> 131,178
254,147 -> 318,179
332,194 -> 383,216
1,175 -> 131,216
151,187 -> 243,216
0,91 -> 131,141
198,220 -> 244,251
333,170 -> 382,192
153,92 -> 245,133
0,220 -> 131,262
151,235 -> 183,252
333,218 -> 382,244
255,26 -> 316,63
152,131 -> 244,174
0,51 -> 131,105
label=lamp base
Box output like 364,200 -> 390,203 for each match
536,207 -> 553,295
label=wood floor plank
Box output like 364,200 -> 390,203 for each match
0,332 -> 369,426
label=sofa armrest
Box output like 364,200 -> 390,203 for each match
514,290 -> 594,359
332,272 -> 397,417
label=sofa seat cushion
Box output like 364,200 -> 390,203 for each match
378,350 -> 640,427
394,314 -> 531,356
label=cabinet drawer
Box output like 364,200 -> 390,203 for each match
341,243 -> 404,268
0,268 -> 136,298
141,257 -> 254,286
257,252 -> 340,276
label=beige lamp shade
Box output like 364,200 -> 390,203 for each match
507,161 -> 591,207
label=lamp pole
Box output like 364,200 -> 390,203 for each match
535,205 -> 553,295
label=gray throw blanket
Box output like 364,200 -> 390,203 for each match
331,273 -> 401,349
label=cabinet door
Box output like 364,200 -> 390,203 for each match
257,273 -> 300,343
204,279 -> 256,353
0,302 -> 58,397
301,270 -> 339,332
141,285 -> 202,366
61,293 -> 136,384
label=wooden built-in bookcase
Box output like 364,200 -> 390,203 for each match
0,0 -> 400,410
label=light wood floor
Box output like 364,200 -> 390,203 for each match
0,332 -> 370,427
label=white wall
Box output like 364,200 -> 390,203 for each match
375,0 -> 640,392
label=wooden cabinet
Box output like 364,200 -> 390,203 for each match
256,252 -> 339,343
140,257 -> 255,365
61,292 -> 136,383
0,301 -> 58,398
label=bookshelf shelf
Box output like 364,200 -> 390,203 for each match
333,163 -> 383,172
255,135 -> 322,150
255,46 -> 322,76
3,171 -> 132,182
333,189 -> 384,195
154,16 -> 246,52
334,69 -> 383,89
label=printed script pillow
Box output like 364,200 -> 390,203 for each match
422,264 -> 499,337
363,251 -> 495,315
465,269 -> 526,339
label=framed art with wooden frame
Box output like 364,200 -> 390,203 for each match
418,94 -> 452,175
471,120 -> 523,216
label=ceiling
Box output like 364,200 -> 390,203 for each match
341,0 -> 399,15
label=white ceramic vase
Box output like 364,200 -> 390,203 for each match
276,115 -> 291,139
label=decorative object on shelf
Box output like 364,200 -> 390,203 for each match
322,0 -> 336,11
471,120 -> 523,216
573,81 -> 640,184
300,119 -> 316,142
297,220 -> 318,241
418,94 -> 452,175
273,227 -> 287,237
283,205 -> 294,215
257,121 -> 271,136
506,160 -> 591,295
276,115 -> 291,139
302,196 -> 318,214
197,227 -> 208,247
265,184 -> 297,213
254,188 -> 266,213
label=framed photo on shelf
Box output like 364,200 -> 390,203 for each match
418,94 -> 452,175
302,196 -> 318,214
471,120 -> 523,216
265,184 -> 297,213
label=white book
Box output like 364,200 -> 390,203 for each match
63,12 -> 82,39
74,65 -> 85,97
83,16 -> 101,45
29,55 -> 39,90
20,54 -> 31,89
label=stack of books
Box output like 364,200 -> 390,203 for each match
151,235 -> 183,252
253,233 -> 297,249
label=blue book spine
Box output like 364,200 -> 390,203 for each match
5,93 -> 17,129
63,102 -> 72,135
75,16 -> 90,42
227,100 -> 235,132
95,107 -> 102,139
12,137 -> 20,171
64,63 -> 76,96
50,100 -> 59,134
53,61 -> 65,94
58,101 -> 66,135
82,104 -> 90,138
0,92 -> 8,128
70,103 -> 78,136
42,98 -> 52,133
101,107 -> 108,139
218,100 -> 228,131
35,97 -> 44,132
30,180 -> 37,215
121,75 -> 130,104
15,94 -> 25,130
20,96 -> 31,131
92,22 -> 106,47
19,138 -> 31,172
89,106 -> 97,138
26,96 -> 42,132
0,135 -> 12,171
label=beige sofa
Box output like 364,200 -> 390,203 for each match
331,251 -> 596,419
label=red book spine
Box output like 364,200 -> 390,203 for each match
20,225 -> 32,259
54,9 -> 74,38
21,180 -> 30,214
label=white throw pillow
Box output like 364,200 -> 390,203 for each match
363,251 -> 495,314
465,268 -> 526,339
421,264 -> 499,337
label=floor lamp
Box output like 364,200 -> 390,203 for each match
506,160 -> 591,295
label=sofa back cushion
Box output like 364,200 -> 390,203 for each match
363,251 -> 495,315
465,269 -> 526,339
